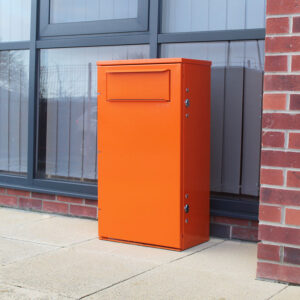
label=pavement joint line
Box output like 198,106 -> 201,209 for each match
0,235 -> 97,249
266,284 -> 289,300
0,237 -> 99,268
167,240 -> 226,264
78,265 -> 159,300
0,281 -> 75,299
0,237 -> 98,268
78,239 -> 226,299
0,235 -> 61,248
61,237 -> 98,248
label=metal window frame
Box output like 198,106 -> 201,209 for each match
39,0 -> 149,37
0,0 -> 263,219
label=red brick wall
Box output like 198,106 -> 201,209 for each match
0,188 -> 97,219
257,0 -> 300,285
0,187 -> 258,241
211,216 -> 258,242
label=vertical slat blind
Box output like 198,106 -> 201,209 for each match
0,50 -> 29,174
161,0 -> 266,33
241,68 -> 263,195
161,40 -> 264,196
50,0 -> 138,24
40,45 -> 149,182
210,68 -> 225,192
0,0 -> 31,42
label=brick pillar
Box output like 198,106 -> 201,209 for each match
257,0 -> 300,284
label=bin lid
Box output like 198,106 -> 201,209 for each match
96,57 -> 211,67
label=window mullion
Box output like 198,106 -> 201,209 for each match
27,0 -> 38,185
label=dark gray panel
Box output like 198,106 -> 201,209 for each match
0,41 -> 30,51
56,98 -> 70,177
26,0 -> 38,184
20,83 -> 28,173
82,97 -> 97,180
0,86 -> 9,171
8,89 -> 21,173
210,194 -> 259,220
158,29 -> 266,43
210,67 -> 226,192
36,34 -> 149,49
241,68 -> 263,196
68,98 -> 84,178
222,67 -> 244,194
45,99 -> 58,177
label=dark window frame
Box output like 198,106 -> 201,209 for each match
39,0 -> 149,37
0,0 -> 265,219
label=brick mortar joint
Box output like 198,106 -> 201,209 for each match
258,258 -> 300,269
267,14 -> 300,19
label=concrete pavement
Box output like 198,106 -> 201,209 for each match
0,207 -> 299,299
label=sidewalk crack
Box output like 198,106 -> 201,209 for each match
266,284 -> 289,300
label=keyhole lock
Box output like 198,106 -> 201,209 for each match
184,204 -> 190,213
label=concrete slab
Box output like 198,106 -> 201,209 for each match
0,208 -> 53,236
272,286 -> 300,299
0,283 -> 70,300
74,238 -> 223,264
1,214 -> 98,247
86,241 -> 286,300
0,237 -> 57,266
0,244 -> 157,298
0,208 -> 289,300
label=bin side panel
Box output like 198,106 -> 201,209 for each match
98,63 -> 182,249
182,62 -> 211,249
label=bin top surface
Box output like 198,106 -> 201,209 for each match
96,57 -> 211,67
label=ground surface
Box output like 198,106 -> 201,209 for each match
0,207 -> 299,299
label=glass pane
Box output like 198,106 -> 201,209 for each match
0,50 -> 29,174
38,45 -> 149,182
161,42 -> 228,67
0,0 -> 31,42
161,0 -> 266,33
161,41 -> 265,194
229,40 -> 265,70
50,0 -> 138,24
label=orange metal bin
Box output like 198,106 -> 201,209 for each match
97,58 -> 211,251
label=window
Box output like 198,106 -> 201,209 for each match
37,45 -> 149,182
0,0 -> 31,42
161,0 -> 266,33
161,41 -> 264,196
0,50 -> 29,174
39,0 -> 149,37
0,0 -> 265,217
159,0 -> 266,201
50,0 -> 139,23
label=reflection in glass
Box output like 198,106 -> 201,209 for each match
0,0 -> 31,42
161,0 -> 266,33
161,41 -> 265,70
38,45 -> 149,182
161,41 -> 265,196
50,0 -> 138,24
0,50 -> 29,174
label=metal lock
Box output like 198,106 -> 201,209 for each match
184,204 -> 190,213
184,99 -> 190,107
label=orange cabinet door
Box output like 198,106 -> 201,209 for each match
98,63 -> 182,249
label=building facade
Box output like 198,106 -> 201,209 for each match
0,0 -> 299,285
